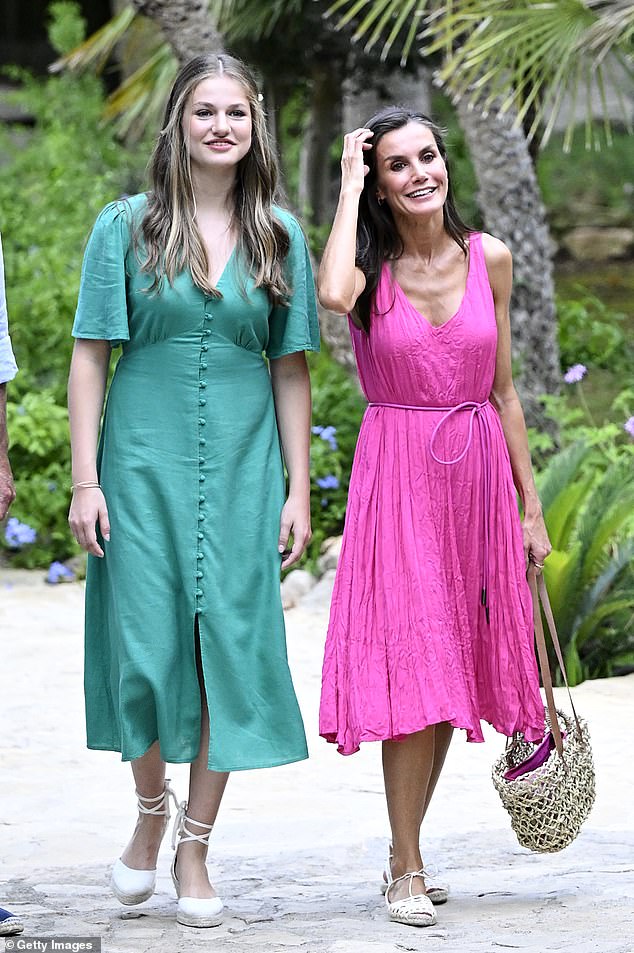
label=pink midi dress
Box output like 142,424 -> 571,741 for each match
319,232 -> 545,755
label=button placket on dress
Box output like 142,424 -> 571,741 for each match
196,297 -> 214,614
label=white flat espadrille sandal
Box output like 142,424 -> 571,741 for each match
385,868 -> 438,927
381,845 -> 449,905
111,779 -> 178,905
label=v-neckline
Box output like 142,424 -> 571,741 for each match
211,243 -> 237,288
389,233 -> 472,332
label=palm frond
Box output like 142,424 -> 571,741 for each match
575,465 -> 634,583
49,5 -> 137,74
104,44 -> 178,139
326,0 -> 433,61
214,0 -> 304,40
329,0 -> 633,148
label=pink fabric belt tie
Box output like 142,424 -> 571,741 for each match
367,399 -> 493,624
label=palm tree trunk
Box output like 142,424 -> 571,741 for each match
298,63 -> 344,227
129,0 -> 223,62
455,100 -> 560,428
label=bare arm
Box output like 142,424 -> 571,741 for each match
317,129 -> 370,320
483,233 -> 552,568
67,338 -> 112,557
0,382 -> 15,519
269,351 -> 312,569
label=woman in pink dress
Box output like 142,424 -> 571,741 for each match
318,108 -> 552,928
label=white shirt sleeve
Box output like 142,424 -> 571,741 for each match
0,233 -> 19,384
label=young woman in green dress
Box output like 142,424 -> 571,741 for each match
68,53 -> 319,928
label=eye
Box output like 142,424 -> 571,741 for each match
195,109 -> 211,118
229,108 -> 248,118
422,151 -> 436,162
390,160 -> 406,171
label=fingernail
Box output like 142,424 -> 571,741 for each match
278,545 -> 284,553
104,534 -> 110,542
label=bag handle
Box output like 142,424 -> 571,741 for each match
527,564 -> 584,757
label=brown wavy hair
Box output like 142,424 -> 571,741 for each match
355,107 -> 473,331
139,53 -> 290,304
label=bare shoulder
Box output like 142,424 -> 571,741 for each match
480,232 -> 512,269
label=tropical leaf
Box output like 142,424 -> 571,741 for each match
104,44 -> 177,138
49,5 -> 138,75
543,472 -> 595,552
572,539 -> 634,640
535,441 -> 589,512
328,0 -> 634,148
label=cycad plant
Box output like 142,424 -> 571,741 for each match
537,443 -> 634,684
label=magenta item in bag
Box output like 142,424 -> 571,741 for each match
503,730 -> 566,781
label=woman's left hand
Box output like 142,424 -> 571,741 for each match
522,510 -> 552,572
278,494 -> 312,570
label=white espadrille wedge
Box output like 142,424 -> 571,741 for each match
111,779 -> 178,905
170,801 -> 224,928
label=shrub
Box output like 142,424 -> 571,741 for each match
0,1 -> 147,566
305,348 -> 366,569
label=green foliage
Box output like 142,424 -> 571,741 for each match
0,1 -> 146,567
557,290 -> 631,373
529,377 -> 634,682
536,445 -> 634,684
305,349 -> 366,568
538,126 -> 634,233
47,0 -> 87,55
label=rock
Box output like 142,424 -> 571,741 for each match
317,535 -> 343,574
296,568 -> 336,610
280,569 -> 317,609
63,552 -> 87,579
562,227 -> 634,261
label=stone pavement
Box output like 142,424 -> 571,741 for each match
1,569 -> 633,953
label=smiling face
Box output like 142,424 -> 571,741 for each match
374,121 -> 448,221
183,74 -> 253,175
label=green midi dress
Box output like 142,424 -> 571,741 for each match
72,193 -> 319,771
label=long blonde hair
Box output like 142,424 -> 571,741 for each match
140,53 -> 290,303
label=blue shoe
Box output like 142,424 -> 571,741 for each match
0,907 -> 24,936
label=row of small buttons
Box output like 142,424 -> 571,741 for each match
196,301 -> 214,608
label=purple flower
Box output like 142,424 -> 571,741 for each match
316,474 -> 339,490
624,416 -> 634,439
564,364 -> 587,384
4,517 -> 37,548
45,561 -> 76,584
312,424 -> 338,451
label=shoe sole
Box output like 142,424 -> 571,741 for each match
388,911 -> 437,927
176,913 -> 223,928
110,883 -> 154,906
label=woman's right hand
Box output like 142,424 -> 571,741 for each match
69,487 -> 110,558
340,127 -> 374,195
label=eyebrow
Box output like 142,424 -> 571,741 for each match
382,145 -> 437,162
193,100 -> 248,108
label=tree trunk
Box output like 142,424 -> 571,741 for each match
455,100 -> 560,429
129,0 -> 223,63
298,63 -> 344,228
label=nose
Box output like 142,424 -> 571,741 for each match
211,111 -> 230,136
411,161 -> 429,181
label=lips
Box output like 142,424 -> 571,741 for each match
204,139 -> 235,147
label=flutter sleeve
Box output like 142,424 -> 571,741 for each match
266,211 -> 320,360
72,201 -> 133,346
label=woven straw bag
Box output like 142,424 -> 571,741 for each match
492,566 -> 596,853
